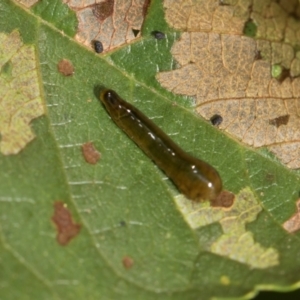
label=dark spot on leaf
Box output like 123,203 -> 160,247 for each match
254,50 -> 262,60
289,11 -> 300,21
92,40 -> 103,53
122,256 -> 134,269
219,0 -> 230,6
93,0 -> 114,22
132,29 -> 140,37
210,114 -> 223,126
52,201 -> 81,246
82,142 -> 101,165
1,61 -> 13,78
210,190 -> 235,208
283,199 -> 300,233
243,19 -> 257,37
277,68 -> 291,83
120,220 -> 127,227
265,172 -> 276,183
57,59 -> 74,76
269,114 -> 290,128
151,31 -> 166,40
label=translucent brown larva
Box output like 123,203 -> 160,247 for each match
99,89 -> 222,202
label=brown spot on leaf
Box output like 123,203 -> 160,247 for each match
122,256 -> 134,269
81,142 -> 101,165
52,201 -> 81,246
277,68 -> 291,83
282,199 -> 300,233
254,50 -> 262,60
119,220 -> 126,227
264,172 -> 275,183
57,59 -> 74,76
210,190 -> 235,208
142,0 -> 151,16
268,114 -> 290,128
92,0 -> 114,22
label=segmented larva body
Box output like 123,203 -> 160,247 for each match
99,89 -> 222,202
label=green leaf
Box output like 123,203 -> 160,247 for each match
1,0 -> 300,299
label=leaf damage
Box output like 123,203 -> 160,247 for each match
65,0 -> 150,52
175,188 -> 279,269
81,142 -> 101,165
93,0 -> 114,22
122,256 -> 134,269
210,190 -> 235,208
268,114 -> 290,128
52,201 -> 81,246
282,199 -> 300,233
57,59 -> 74,76
16,0 -> 39,8
0,30 -> 44,155
157,0 -> 300,169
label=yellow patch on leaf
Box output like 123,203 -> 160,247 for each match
16,0 -> 39,8
0,30 -> 44,155
282,199 -> 300,233
175,188 -> 279,269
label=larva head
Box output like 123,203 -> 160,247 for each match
99,89 -> 126,120
100,89 -> 119,108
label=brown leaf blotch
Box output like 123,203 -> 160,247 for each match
122,256 -> 134,269
210,190 -> 235,208
81,142 -> 101,165
219,0 -> 230,6
265,172 -> 276,183
52,201 -> 81,246
93,0 -> 114,22
142,0 -> 151,17
57,59 -> 74,76
277,68 -> 291,83
268,114 -> 290,128
254,50 -> 262,60
282,199 -> 300,233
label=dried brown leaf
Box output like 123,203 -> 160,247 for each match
163,0 -> 251,34
157,0 -> 300,168
64,0 -> 150,52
